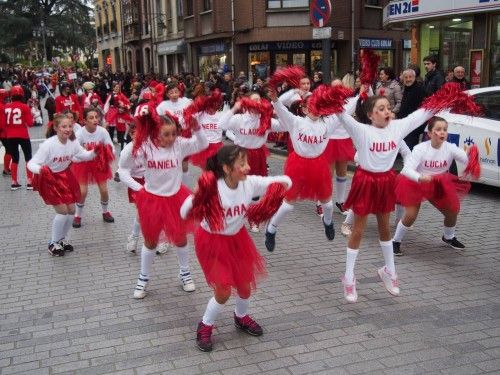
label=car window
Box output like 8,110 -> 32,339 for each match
473,91 -> 500,121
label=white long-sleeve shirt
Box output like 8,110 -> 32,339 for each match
329,96 -> 359,140
195,111 -> 225,144
401,140 -> 468,182
27,136 -> 95,174
338,108 -> 434,172
156,98 -> 192,126
119,129 -> 208,196
117,141 -> 145,179
181,175 -> 292,235
75,126 -> 114,150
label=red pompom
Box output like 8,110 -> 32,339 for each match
307,84 -> 354,117
421,83 -> 483,115
246,183 -> 287,226
269,66 -> 306,90
238,97 -> 273,136
133,102 -> 161,155
93,144 -> 115,173
462,144 -> 481,179
190,171 -> 225,232
360,49 -> 380,86
183,90 -> 223,132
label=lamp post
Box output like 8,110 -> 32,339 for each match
32,21 -> 54,66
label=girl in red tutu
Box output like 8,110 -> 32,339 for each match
119,105 -> 208,299
71,108 -> 115,228
179,144 -> 291,352
27,113 -> 97,256
103,83 -> 127,143
393,116 -> 474,255
336,96 -> 438,303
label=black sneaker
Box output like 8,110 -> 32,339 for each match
26,184 -> 33,190
114,172 -> 120,182
335,202 -> 347,215
442,236 -> 465,250
48,243 -> 65,257
265,230 -> 276,252
59,240 -> 74,252
393,241 -> 403,256
2,170 -> 11,176
322,217 -> 335,241
234,314 -> 263,336
10,183 -> 21,191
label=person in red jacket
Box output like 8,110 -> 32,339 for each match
55,82 -> 81,115
0,85 -> 34,190
0,88 -> 13,176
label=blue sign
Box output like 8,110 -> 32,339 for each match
447,133 -> 460,146
359,38 -> 394,49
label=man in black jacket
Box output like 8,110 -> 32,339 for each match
399,69 -> 426,149
423,55 -> 445,96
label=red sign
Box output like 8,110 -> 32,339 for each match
469,49 -> 483,89
106,56 -> 112,65
310,0 -> 332,28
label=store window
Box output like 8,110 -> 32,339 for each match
199,54 -> 226,81
310,50 -> 337,77
267,0 -> 308,9
249,52 -> 270,81
490,15 -> 500,86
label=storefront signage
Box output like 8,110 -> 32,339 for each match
403,39 -> 412,49
359,38 -> 393,49
248,41 -> 334,52
469,49 -> 483,88
383,0 -> 500,25
199,42 -> 226,55
157,40 -> 185,55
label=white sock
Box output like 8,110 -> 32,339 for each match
267,201 -> 294,234
443,226 -> 456,240
322,200 -> 334,225
380,240 -> 396,276
182,171 -> 190,186
131,217 -> 141,237
101,201 -> 109,213
62,214 -> 73,239
51,214 -> 67,244
176,245 -> 190,272
395,204 -> 405,223
75,203 -> 84,217
202,297 -> 224,326
335,176 -> 348,203
140,245 -> 155,278
344,209 -> 354,225
345,248 -> 358,283
234,296 -> 250,318
393,221 -> 410,243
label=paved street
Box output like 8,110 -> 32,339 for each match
0,124 -> 499,375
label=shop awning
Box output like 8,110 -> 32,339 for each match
157,40 -> 186,55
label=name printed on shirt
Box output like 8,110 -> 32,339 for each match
52,155 -> 72,163
297,133 -> 326,144
225,203 -> 247,218
424,160 -> 448,168
83,141 -> 99,149
239,128 -> 259,136
202,123 -> 218,130
147,159 -> 179,169
369,141 -> 397,152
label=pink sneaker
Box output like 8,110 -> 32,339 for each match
341,276 -> 358,303
377,267 -> 400,296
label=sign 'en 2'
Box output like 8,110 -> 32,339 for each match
387,0 -> 419,17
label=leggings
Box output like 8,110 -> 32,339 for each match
117,130 -> 126,150
4,138 -> 32,163
107,126 -> 116,141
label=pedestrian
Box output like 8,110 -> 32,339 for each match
398,69 -> 426,150
375,66 -> 402,115
423,55 -> 445,96
118,105 -> 208,299
451,66 -> 470,91
392,116 -> 476,255
55,81 -> 81,115
71,108 -> 115,228
179,144 -> 291,352
27,113 -> 97,256
0,85 -> 34,190
103,83 -> 127,143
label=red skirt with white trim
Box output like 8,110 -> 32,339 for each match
194,227 -> 266,292
71,160 -> 113,185
245,145 -> 269,177
395,173 -> 470,213
190,142 -> 223,169
323,138 -> 355,163
33,168 -> 81,206
135,185 -> 194,245
128,177 -> 145,203
344,168 -> 396,216
284,151 -> 332,202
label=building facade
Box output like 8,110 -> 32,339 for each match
384,0 -> 500,87
94,0 -> 123,72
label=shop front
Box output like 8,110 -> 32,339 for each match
157,39 -> 186,76
246,40 -> 337,83
196,41 -> 230,81
358,37 -> 395,68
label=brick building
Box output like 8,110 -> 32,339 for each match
94,0 -> 124,72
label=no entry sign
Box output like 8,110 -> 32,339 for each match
310,0 -> 332,28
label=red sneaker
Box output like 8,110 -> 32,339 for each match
315,204 -> 323,217
72,216 -> 82,228
196,321 -> 213,352
234,314 -> 263,336
102,212 -> 115,223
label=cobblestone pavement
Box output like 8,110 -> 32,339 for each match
0,125 -> 499,375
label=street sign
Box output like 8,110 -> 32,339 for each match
313,27 -> 332,40
310,0 -> 332,28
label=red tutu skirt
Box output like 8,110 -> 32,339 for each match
71,159 -> 113,185
135,185 -> 194,245
128,177 -> 145,203
284,152 -> 332,202
395,173 -> 470,213
344,168 -> 396,216
194,227 -> 266,292
246,145 -> 269,176
33,168 -> 81,205
323,138 -> 355,163
190,142 -> 223,169
104,107 -> 118,124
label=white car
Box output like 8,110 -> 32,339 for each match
437,86 -> 500,187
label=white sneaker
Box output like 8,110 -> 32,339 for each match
377,267 -> 400,296
179,270 -> 196,292
341,276 -> 358,303
341,223 -> 352,237
249,223 -> 259,233
156,242 -> 171,255
126,235 -> 139,253
133,275 -> 148,299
